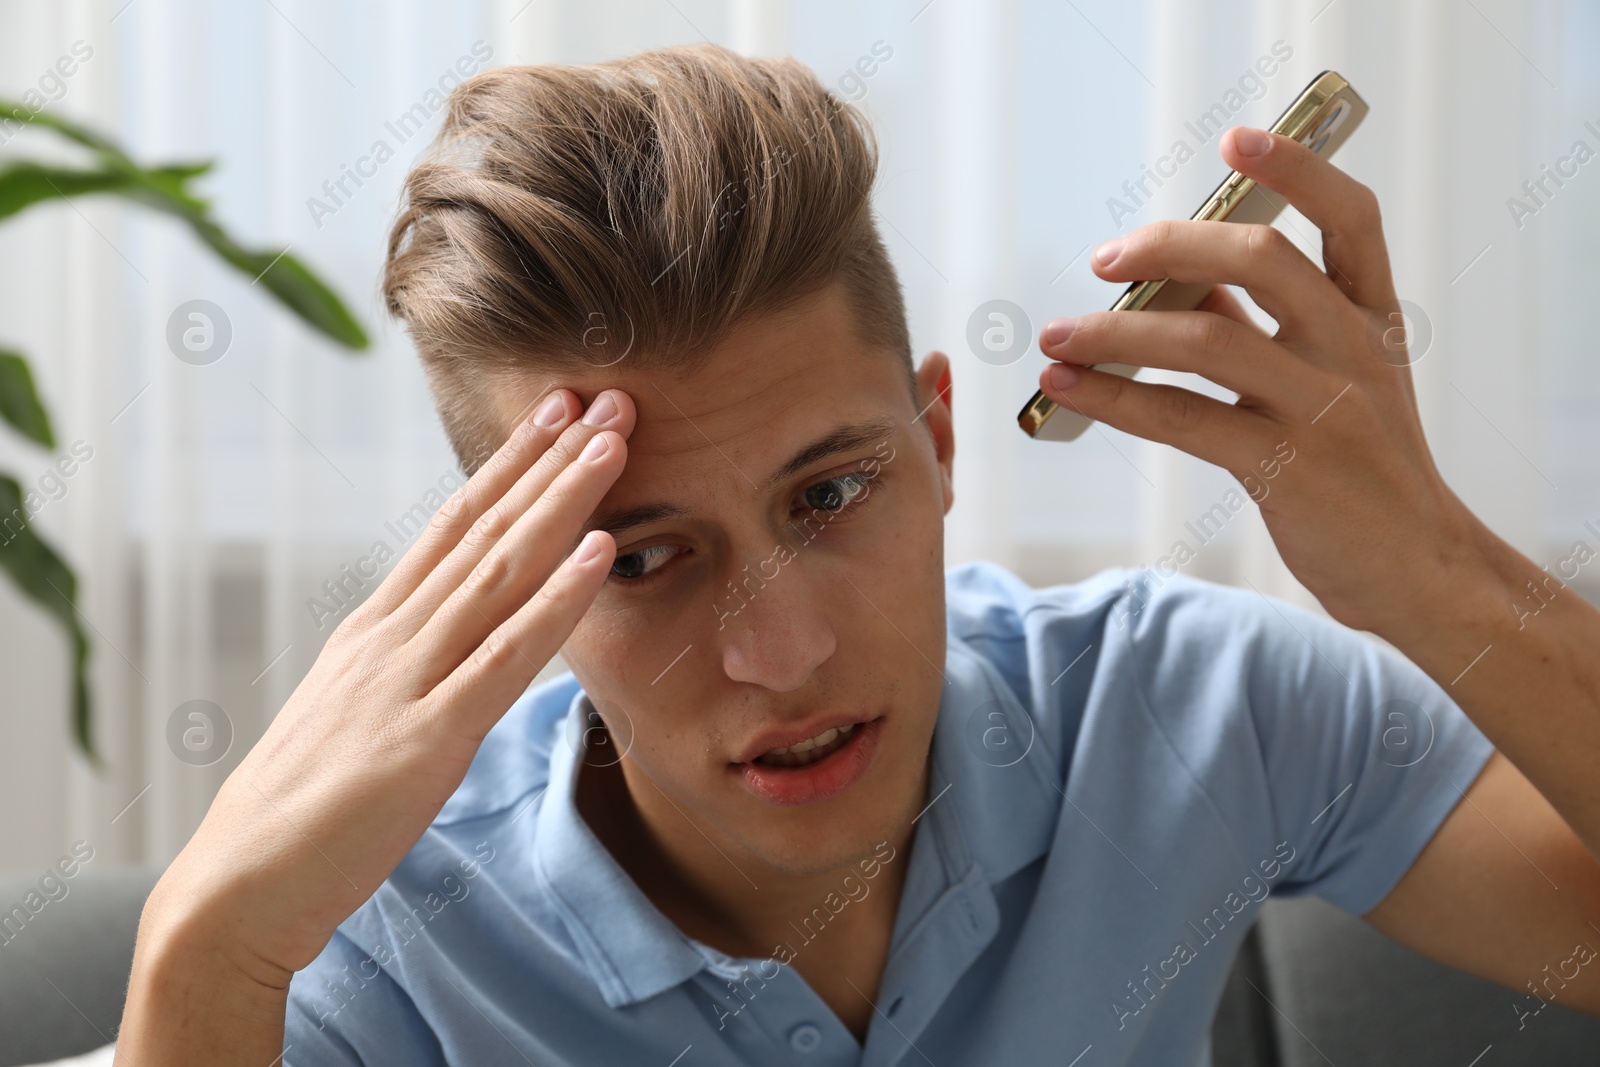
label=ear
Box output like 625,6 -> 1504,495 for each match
914,351 -> 955,516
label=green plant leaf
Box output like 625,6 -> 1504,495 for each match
187,218 -> 370,349
0,162 -> 138,221
0,101 -> 369,768
0,350 -> 55,448
0,476 -> 96,766
0,100 -> 368,350
108,185 -> 370,349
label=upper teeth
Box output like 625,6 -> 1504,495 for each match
764,723 -> 855,756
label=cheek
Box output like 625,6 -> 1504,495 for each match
566,608 -> 708,759
567,605 -> 667,687
858,480 -> 945,602
851,489 -> 949,687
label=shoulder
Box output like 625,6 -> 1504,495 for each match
1106,568 -> 1390,728
434,669 -> 579,825
941,561 -> 1372,759
943,558 -> 1134,642
943,559 -> 1308,691
1110,568 -> 1334,674
942,559 -> 1134,697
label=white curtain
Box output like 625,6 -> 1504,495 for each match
0,0 -> 1585,870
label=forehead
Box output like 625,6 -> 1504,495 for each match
488,284 -> 912,499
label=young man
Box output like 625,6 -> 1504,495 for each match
118,43 -> 1600,1065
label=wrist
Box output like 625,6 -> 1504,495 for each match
138,858 -> 297,993
1370,495 -> 1531,654
120,874 -> 291,1066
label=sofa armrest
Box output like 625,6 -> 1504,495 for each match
1254,895 -> 1600,1066
0,867 -> 162,1067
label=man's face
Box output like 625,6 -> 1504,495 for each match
489,282 -> 955,877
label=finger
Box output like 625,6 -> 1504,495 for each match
411,424 -> 629,681
1040,309 -> 1317,403
349,388 -> 580,626
392,389 -> 636,639
1091,218 -> 1346,340
1038,362 -> 1269,469
1197,284 -> 1267,334
1037,283 -> 1264,361
1219,125 -> 1399,310
433,528 -> 616,744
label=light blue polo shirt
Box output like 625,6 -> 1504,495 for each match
283,561 -> 1493,1066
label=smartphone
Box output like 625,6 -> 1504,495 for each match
1017,70 -> 1368,442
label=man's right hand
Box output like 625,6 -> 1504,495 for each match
116,387 -> 633,1064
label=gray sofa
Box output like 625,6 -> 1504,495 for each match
0,868 -> 155,1066
1214,896 -> 1600,1064
3,869 -> 1598,1065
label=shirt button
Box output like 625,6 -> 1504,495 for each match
789,1022 -> 823,1052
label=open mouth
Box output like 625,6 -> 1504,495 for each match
735,717 -> 881,806
753,723 -> 858,767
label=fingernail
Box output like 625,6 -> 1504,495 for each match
573,530 -> 605,565
533,393 -> 566,427
582,392 -> 618,427
1048,363 -> 1079,391
1093,239 -> 1123,267
580,433 -> 612,462
1042,318 -> 1077,348
1234,126 -> 1272,157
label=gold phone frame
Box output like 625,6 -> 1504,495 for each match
1017,70 -> 1368,441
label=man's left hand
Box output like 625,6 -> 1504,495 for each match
1036,124 -> 1488,636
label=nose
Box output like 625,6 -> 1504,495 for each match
715,561 -> 837,691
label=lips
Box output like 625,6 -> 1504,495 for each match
732,714 -> 883,807
733,712 -> 877,765
755,723 -> 857,767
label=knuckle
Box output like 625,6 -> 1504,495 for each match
1154,386 -> 1202,436
1147,218 -> 1180,247
327,602 -> 390,652
472,627 -> 520,672
1243,223 -> 1290,260
524,436 -> 583,492
1351,182 -> 1382,229
553,424 -> 594,465
1188,314 -> 1235,359
326,609 -> 367,647
429,489 -> 473,539
1098,364 -> 1131,407
537,565 -> 582,617
469,549 -> 513,598
469,501 -> 513,546
1077,312 -> 1117,347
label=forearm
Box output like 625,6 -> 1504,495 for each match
1376,505 -> 1600,860
117,886 -> 291,1066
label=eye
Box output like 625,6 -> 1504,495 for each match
800,470 -> 877,514
609,544 -> 680,583
606,468 -> 883,587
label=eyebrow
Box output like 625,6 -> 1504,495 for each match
580,416 -> 900,541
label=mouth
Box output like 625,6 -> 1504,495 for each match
753,723 -> 859,767
733,716 -> 882,807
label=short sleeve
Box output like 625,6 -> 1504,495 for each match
1118,570 -> 1496,917
284,929 -> 445,1067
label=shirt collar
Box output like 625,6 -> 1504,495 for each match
531,688 -> 709,1009
921,633 -> 1062,888
533,631 -> 1062,1008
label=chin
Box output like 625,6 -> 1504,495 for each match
726,740 -> 927,876
740,816 -> 907,878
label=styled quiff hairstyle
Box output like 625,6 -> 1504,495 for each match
383,43 -> 913,473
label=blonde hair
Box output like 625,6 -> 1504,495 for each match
383,43 -> 912,472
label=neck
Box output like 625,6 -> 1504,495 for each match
574,747 -> 919,964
